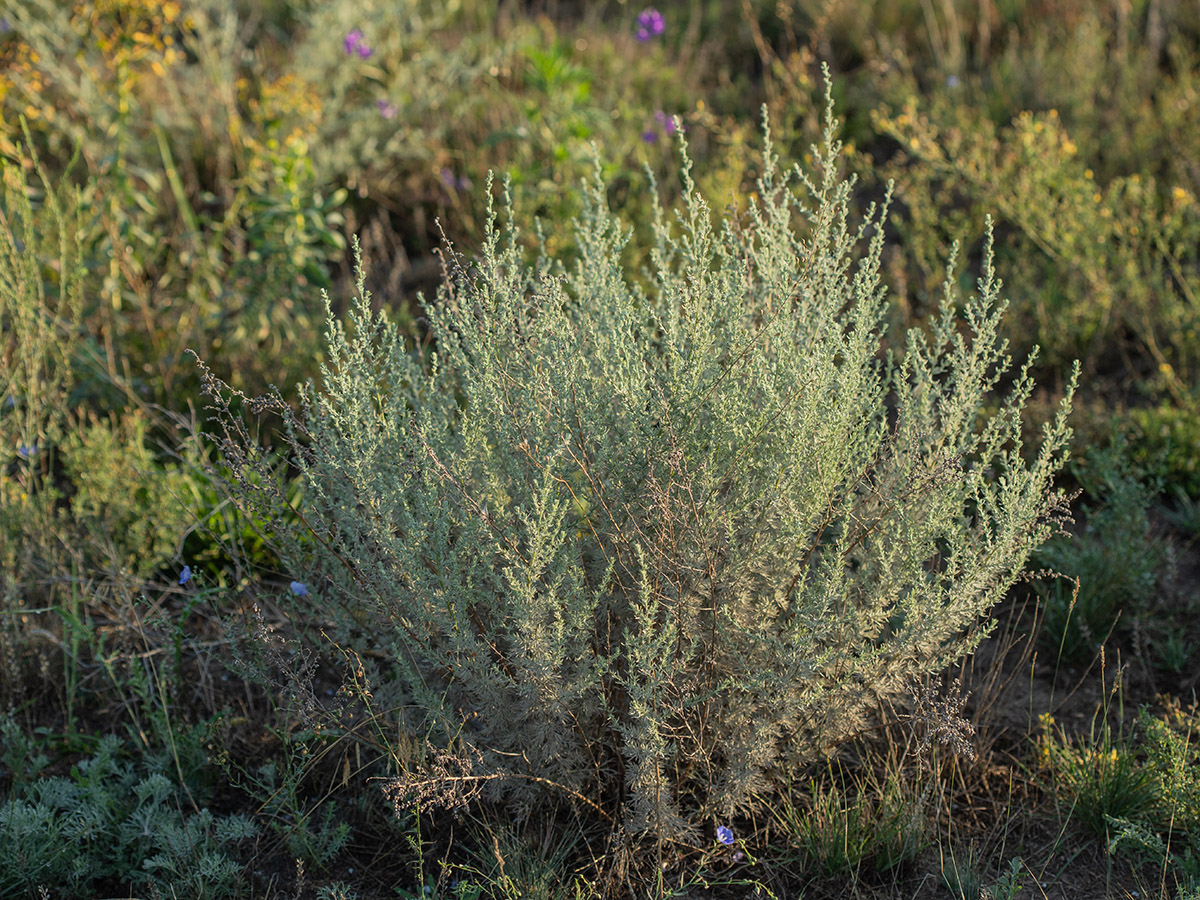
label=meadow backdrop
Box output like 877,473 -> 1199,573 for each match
2,1 -> 1200,898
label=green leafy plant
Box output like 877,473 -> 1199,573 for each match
940,848 -> 1026,900
0,715 -> 50,785
1,0 -> 343,410
201,80 -> 1074,851
1109,816 -> 1200,900
1106,701 -> 1200,891
1034,445 -> 1161,662
1036,704 -> 1160,842
254,758 -> 352,868
1164,485 -> 1200,539
60,409 -> 197,579
871,86 -> 1200,399
316,882 -> 362,900
989,856 -> 1027,900
0,733 -> 254,899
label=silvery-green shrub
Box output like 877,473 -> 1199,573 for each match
202,89 -> 1075,839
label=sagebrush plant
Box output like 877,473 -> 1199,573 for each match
201,80 -> 1075,842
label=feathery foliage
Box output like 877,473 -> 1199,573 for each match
200,80 -> 1075,840
0,729 -> 254,899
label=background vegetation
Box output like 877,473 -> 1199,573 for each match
2,0 -> 1199,897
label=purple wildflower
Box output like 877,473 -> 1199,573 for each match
377,99 -> 397,119
290,580 -> 309,596
636,7 -> 665,41
654,109 -> 678,136
643,110 -> 684,144
16,443 -> 35,458
179,565 -> 192,585
345,29 -> 372,58
0,17 -> 11,34
716,825 -> 734,846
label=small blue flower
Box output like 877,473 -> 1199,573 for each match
16,443 -> 36,458
377,99 -> 397,119
290,581 -> 309,596
946,74 -> 961,88
716,825 -> 734,846
179,565 -> 192,585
